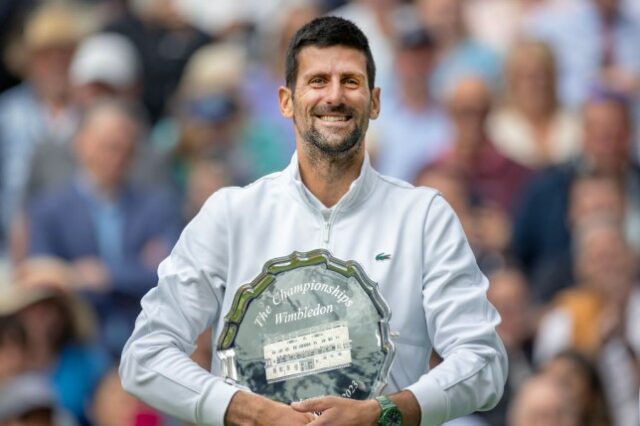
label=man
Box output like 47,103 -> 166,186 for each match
0,2 -> 83,257
120,17 -> 507,426
432,76 -> 531,215
27,100 -> 182,356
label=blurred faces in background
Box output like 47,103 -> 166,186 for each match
508,375 -> 579,426
74,101 -> 141,195
488,39 -> 582,168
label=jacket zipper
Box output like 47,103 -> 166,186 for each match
322,218 -> 331,245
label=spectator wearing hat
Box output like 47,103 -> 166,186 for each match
369,25 -> 453,183
69,32 -> 141,110
0,2 -> 85,259
26,99 -> 182,358
103,0 -> 211,122
25,32 -> 169,202
0,265 -> 109,426
152,42 -> 291,192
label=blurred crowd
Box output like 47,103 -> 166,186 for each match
0,0 -> 639,425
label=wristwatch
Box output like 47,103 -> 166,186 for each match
375,395 -> 403,426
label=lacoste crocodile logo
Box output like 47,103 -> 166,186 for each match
375,252 -> 391,261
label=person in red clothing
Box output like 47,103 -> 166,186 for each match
430,76 -> 532,215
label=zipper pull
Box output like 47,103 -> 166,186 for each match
323,220 -> 330,244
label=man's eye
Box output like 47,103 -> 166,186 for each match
310,78 -> 325,85
343,79 -> 359,87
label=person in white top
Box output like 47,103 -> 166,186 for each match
119,16 -> 507,426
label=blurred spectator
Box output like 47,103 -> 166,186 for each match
529,174 -> 626,303
0,315 -> 27,383
415,167 -> 509,272
507,374 -> 580,426
431,76 -> 532,214
487,40 -> 582,169
90,368 -> 164,426
370,26 -> 452,182
0,2 -> 85,257
103,0 -> 211,122
416,0 -> 501,101
153,42 -> 290,189
0,373 -> 78,426
25,36 -> 168,204
332,0 -> 415,90
183,159 -> 231,222
26,100 -> 182,356
535,218 -> 640,426
524,0 -> 640,108
0,269 -> 108,426
542,350 -> 612,426
464,0 -> 567,55
69,32 -> 141,110
511,90 -> 640,282
480,267 -> 534,426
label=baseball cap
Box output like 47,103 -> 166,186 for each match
70,33 -> 140,88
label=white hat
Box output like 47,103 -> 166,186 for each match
70,32 -> 140,88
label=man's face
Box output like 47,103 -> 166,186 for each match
582,100 -> 629,174
77,111 -> 137,189
279,46 -> 380,159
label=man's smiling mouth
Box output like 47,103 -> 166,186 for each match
317,115 -> 351,122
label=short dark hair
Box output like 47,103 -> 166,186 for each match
285,16 -> 376,91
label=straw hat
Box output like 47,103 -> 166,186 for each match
0,258 -> 97,342
23,2 -> 85,52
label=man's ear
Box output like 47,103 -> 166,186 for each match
369,87 -> 381,120
279,86 -> 294,118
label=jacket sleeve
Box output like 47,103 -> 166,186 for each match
406,194 -> 508,426
119,190 -> 239,426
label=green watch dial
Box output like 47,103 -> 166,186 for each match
376,396 -> 403,426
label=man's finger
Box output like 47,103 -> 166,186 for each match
291,396 -> 339,413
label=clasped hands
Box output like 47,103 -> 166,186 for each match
225,391 -> 380,426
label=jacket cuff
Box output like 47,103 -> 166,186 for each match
197,380 -> 240,426
405,376 -> 449,426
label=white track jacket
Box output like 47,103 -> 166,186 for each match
120,153 -> 507,426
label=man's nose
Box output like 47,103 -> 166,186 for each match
324,79 -> 344,104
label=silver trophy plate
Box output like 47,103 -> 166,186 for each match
217,249 -> 395,403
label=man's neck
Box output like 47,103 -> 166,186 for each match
297,146 -> 364,208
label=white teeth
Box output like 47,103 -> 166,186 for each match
319,116 -> 348,122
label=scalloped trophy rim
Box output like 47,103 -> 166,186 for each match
216,249 -> 396,399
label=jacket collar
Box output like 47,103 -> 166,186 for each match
285,150 -> 377,214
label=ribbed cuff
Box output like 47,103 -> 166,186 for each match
405,376 -> 449,426
197,380 -> 241,426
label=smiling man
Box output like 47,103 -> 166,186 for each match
120,17 -> 507,426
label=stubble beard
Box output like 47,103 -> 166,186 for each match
296,104 -> 367,170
